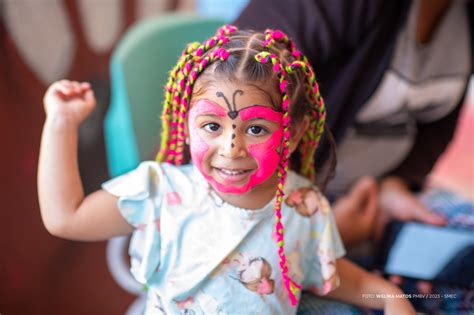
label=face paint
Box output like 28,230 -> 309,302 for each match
239,105 -> 283,191
188,100 -> 283,195
188,100 -> 225,178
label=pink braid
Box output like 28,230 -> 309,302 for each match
159,25 -> 236,164
174,38 -> 232,165
263,29 -> 306,62
157,42 -> 199,162
263,29 -> 326,181
286,60 -> 326,180
256,51 -> 302,306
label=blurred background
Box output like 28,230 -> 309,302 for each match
0,0 -> 472,314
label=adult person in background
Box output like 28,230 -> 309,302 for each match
236,1 -> 473,312
235,0 -> 473,247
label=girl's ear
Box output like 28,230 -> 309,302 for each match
184,114 -> 190,145
289,116 -> 309,154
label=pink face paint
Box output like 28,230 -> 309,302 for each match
237,105 -> 283,191
189,100 -> 283,195
188,100 -> 225,177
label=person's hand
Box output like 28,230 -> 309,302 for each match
375,176 -> 447,294
375,176 -> 447,240
332,176 -> 378,247
43,80 -> 96,126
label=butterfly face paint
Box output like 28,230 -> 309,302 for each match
188,91 -> 283,195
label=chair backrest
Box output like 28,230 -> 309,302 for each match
104,14 -> 226,176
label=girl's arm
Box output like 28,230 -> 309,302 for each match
326,258 -> 416,315
38,80 -> 133,241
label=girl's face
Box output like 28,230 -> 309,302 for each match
188,80 -> 283,198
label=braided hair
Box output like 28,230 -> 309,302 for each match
156,25 -> 332,306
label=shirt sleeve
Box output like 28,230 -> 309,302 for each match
102,162 -> 165,284
387,96 -> 464,190
303,193 -> 346,295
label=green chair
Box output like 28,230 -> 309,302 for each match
104,14 -> 226,177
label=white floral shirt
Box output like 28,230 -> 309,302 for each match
103,162 -> 345,314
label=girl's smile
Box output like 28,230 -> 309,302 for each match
213,166 -> 255,184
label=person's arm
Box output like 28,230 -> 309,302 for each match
326,258 -> 416,315
38,80 -> 133,241
388,0 -> 473,187
388,97 -> 465,190
330,175 -> 447,247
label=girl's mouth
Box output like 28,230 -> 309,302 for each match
213,167 -> 253,184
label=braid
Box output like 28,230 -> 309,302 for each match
157,42 -> 199,162
257,29 -> 328,305
286,60 -> 326,180
174,46 -> 230,165
256,51 -> 301,306
263,29 -> 306,62
262,28 -> 326,181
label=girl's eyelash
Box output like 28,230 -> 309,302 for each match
200,122 -> 272,135
202,122 -> 221,132
246,125 -> 270,136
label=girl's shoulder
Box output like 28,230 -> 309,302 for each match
284,172 -> 345,236
102,162 -> 205,198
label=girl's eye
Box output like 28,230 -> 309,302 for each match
203,123 -> 221,132
247,125 -> 268,136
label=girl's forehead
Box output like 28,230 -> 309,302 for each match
191,80 -> 277,111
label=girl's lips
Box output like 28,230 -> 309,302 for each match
213,167 -> 254,184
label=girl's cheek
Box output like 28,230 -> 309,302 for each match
188,124 -> 209,169
249,128 -> 283,179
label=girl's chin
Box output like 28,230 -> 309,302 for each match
211,181 -> 252,195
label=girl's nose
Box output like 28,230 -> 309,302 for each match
218,133 -> 248,159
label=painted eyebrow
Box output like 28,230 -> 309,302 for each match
239,105 -> 284,123
191,99 -> 227,116
239,104 -> 284,113
245,117 -> 280,122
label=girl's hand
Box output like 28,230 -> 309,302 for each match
384,295 -> 416,315
43,80 -> 96,126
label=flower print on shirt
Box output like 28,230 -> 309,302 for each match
318,248 -> 339,294
150,292 -> 166,315
287,241 -> 303,282
285,187 -> 322,217
195,290 -> 228,315
166,191 -> 182,205
174,295 -> 197,314
236,257 -> 275,295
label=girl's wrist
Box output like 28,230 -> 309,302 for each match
45,114 -> 80,131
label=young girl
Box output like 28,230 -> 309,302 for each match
38,25 -> 415,314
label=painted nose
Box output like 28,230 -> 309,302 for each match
218,133 -> 248,159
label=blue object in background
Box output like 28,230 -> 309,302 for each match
196,0 -> 249,21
